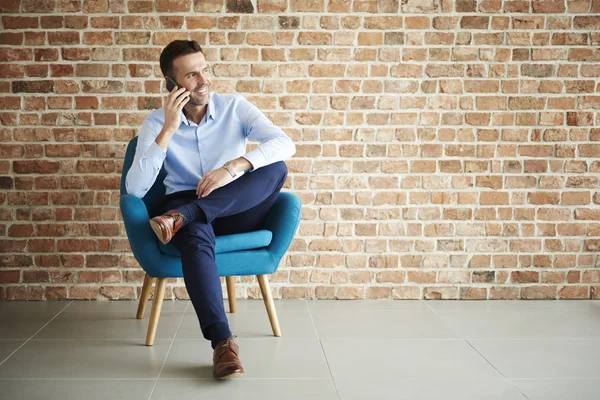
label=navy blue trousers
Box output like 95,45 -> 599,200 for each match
154,161 -> 288,348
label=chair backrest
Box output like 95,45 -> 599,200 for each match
120,136 -> 167,214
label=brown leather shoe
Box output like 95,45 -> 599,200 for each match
149,210 -> 185,244
213,336 -> 244,379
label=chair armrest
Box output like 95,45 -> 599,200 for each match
262,192 -> 302,265
119,194 -> 164,270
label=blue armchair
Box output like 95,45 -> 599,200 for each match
119,137 -> 301,345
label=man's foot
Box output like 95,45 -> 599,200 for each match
213,336 -> 244,379
149,210 -> 185,244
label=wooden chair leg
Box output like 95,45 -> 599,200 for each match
226,276 -> 237,313
257,274 -> 281,337
136,273 -> 154,319
146,278 -> 166,346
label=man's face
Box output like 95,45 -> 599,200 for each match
171,51 -> 211,107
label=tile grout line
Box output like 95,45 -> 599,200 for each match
147,300 -> 191,400
306,300 -> 341,400
422,300 -> 531,400
0,301 -> 74,368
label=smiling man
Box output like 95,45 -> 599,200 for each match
125,40 -> 296,379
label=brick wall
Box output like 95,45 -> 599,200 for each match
1,0 -> 600,301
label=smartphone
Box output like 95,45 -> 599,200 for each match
165,76 -> 181,93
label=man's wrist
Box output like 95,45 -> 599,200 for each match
221,161 -> 234,177
159,128 -> 177,137
230,157 -> 253,173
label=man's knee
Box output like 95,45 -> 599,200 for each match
265,161 -> 288,181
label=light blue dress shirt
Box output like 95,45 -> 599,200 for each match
125,92 -> 296,198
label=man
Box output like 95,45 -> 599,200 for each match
125,40 -> 296,379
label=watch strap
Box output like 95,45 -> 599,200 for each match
224,163 -> 236,178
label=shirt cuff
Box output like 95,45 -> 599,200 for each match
241,148 -> 266,171
145,141 -> 166,169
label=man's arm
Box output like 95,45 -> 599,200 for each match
227,157 -> 253,175
234,96 -> 296,172
126,86 -> 191,197
125,118 -> 167,198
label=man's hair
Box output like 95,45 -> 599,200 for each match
159,40 -> 204,78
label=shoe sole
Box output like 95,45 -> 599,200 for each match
215,371 -> 244,380
149,219 -> 168,245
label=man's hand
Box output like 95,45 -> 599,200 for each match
196,167 -> 233,198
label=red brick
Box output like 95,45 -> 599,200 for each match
522,286 -> 557,299
13,161 -> 59,174
8,224 -> 34,237
48,32 -> 80,45
35,255 -> 60,267
12,80 -> 54,93
23,270 -> 50,283
0,270 -> 20,284
6,286 -> 44,300
559,286 -> 589,299
69,286 -> 98,299
2,16 -> 38,29
100,286 -> 136,300
28,239 -> 55,253
46,287 -> 68,300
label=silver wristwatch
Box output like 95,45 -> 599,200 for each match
223,161 -> 236,178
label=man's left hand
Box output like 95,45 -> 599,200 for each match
196,167 -> 232,198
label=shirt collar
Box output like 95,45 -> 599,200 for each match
180,92 -> 215,126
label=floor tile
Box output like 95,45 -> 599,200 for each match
0,298 -> 597,398
0,339 -> 172,379
469,339 -> 600,379
310,310 -> 459,339
307,300 -> 429,312
161,339 -> 330,379
177,311 -> 317,339
0,340 -> 25,364
510,379 -> 600,400
431,308 -> 599,339
0,380 -> 154,400
426,300 -> 600,313
186,299 -> 308,315
151,378 -> 338,399
0,301 -> 72,340
0,301 -> 72,314
34,311 -> 185,340
64,300 -> 189,314
216,299 -> 309,313
334,378 -> 527,400
0,313 -> 63,340
321,338 -> 503,379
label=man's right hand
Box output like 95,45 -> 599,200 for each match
163,86 -> 190,135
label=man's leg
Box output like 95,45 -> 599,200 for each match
167,219 -> 245,379
176,161 -> 288,225
154,161 -> 288,348
163,211 -> 232,348
212,183 -> 284,236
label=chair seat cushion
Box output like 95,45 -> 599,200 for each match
158,229 -> 273,256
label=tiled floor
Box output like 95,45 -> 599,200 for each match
0,299 -> 599,400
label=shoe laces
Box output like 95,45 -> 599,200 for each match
172,213 -> 184,222
218,335 -> 238,355
224,335 -> 237,348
